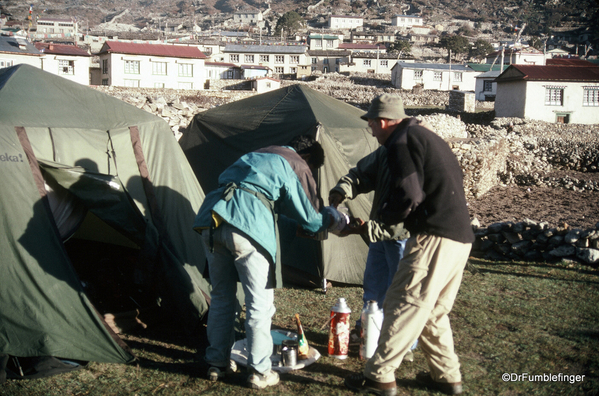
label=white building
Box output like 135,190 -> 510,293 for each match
392,15 -> 424,29
391,62 -> 480,91
34,42 -> 91,85
251,77 -> 280,93
485,47 -> 546,66
339,53 -> 415,75
97,41 -> 206,89
233,10 -> 264,25
34,17 -> 77,39
222,44 -> 308,76
308,34 -> 341,51
474,70 -> 501,101
494,65 -> 599,124
329,15 -> 363,30
0,35 -> 42,69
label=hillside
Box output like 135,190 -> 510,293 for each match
1,0 -> 597,40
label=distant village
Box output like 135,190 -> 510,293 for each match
1,7 -> 598,125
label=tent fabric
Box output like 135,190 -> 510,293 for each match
0,64 -> 210,365
179,84 -> 380,286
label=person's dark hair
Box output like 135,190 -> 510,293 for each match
287,135 -> 325,169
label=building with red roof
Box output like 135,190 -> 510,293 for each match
35,42 -> 91,85
494,64 -> 599,124
97,41 -> 207,89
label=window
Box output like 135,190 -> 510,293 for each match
58,60 -> 74,75
260,55 -> 269,63
230,54 -> 239,62
414,70 -> 423,80
312,57 -> 317,64
583,88 -> 599,106
454,72 -> 463,82
323,58 -> 329,64
178,82 -> 193,89
290,67 -> 297,73
545,87 -> 564,106
124,60 -> 140,74
152,61 -> 167,75
326,40 -> 333,48
102,59 -> 108,74
101,78 -> 109,85
314,39 -> 322,48
433,72 -> 442,82
336,58 -> 341,64
290,55 -> 299,64
245,54 -> 254,63
275,55 -> 285,64
363,59 -> 371,66
275,67 -> 284,74
179,63 -> 193,77
311,66 -> 317,71
380,60 -> 388,67
266,82 -> 271,88
154,82 -> 165,88
483,80 -> 493,92
227,70 -> 234,79
124,79 -> 140,87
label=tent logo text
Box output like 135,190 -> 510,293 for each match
0,153 -> 23,162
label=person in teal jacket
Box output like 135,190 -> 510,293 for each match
193,135 -> 332,390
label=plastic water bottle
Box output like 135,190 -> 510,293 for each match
328,298 -> 351,359
359,300 -> 383,360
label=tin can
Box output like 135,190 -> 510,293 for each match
328,297 -> 351,359
359,300 -> 384,360
281,340 -> 298,367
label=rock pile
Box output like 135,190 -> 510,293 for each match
471,219 -> 599,266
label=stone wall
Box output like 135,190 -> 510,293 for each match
471,219 -> 599,266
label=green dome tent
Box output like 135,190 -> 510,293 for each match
0,65 -> 211,373
179,84 -> 379,287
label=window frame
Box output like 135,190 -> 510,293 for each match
178,63 -> 193,77
545,86 -> 564,106
152,61 -> 167,76
433,71 -> 443,82
124,60 -> 140,75
582,87 -> 599,107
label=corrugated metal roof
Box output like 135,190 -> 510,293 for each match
396,62 -> 474,72
546,58 -> 597,67
241,65 -> 270,70
467,63 -> 504,72
34,42 -> 90,57
224,44 -> 307,54
0,35 -> 41,55
98,41 -> 206,59
476,70 -> 502,78
339,43 -> 379,49
307,49 -> 351,56
497,65 -> 599,82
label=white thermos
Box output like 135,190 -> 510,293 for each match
359,300 -> 384,360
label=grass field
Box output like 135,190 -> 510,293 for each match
3,258 -> 598,396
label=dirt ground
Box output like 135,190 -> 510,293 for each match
466,170 -> 599,230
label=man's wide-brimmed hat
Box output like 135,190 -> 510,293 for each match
361,93 -> 407,121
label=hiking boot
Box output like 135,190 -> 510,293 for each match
247,369 -> 280,389
344,372 -> 397,396
415,372 -> 462,395
207,360 -> 237,381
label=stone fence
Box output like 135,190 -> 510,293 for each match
471,219 -> 599,266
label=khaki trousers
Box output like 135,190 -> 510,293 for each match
364,234 -> 472,384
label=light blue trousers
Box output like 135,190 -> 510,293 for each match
202,223 -> 275,374
359,239 -> 407,323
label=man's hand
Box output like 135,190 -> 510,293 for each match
339,217 -> 367,236
328,191 -> 344,208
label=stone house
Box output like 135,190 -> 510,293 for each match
34,42 -> 91,85
233,9 -> 263,25
308,49 -> 351,73
338,53 -> 415,74
34,17 -> 77,39
97,41 -> 207,89
328,15 -> 363,30
485,47 -> 546,66
391,62 -> 479,91
391,15 -> 424,29
494,64 -> 599,124
204,61 -> 242,80
474,70 -> 501,101
222,44 -> 309,76
307,34 -> 341,51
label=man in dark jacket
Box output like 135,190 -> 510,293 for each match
344,94 -> 474,396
